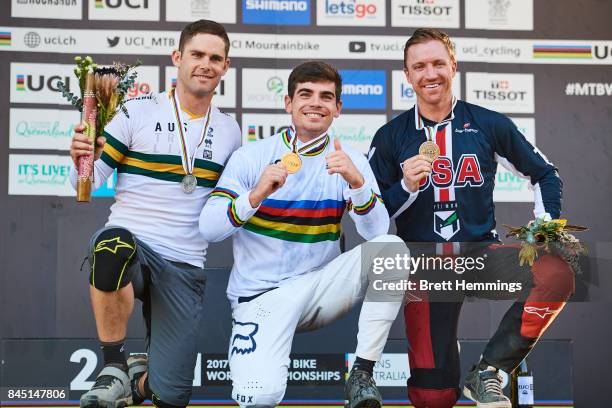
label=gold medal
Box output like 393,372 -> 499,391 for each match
280,152 -> 302,174
419,141 -> 440,161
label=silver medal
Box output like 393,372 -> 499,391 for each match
181,174 -> 197,194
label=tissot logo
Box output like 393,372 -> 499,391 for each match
392,0 -> 458,28
399,0 -> 452,16
466,73 -> 533,114
473,80 -> 526,101
243,0 -> 311,25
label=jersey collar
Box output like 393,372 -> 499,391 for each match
282,126 -> 330,157
414,96 -> 458,130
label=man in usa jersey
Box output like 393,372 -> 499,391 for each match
368,28 -> 574,408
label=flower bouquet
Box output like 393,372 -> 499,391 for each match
504,218 -> 588,273
57,56 -> 139,202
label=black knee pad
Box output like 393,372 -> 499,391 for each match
89,227 -> 137,291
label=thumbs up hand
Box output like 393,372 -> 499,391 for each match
325,138 -> 365,189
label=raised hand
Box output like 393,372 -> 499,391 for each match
401,154 -> 433,193
248,163 -> 289,208
325,139 -> 365,189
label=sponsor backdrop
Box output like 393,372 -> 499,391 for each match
1,0 -> 611,406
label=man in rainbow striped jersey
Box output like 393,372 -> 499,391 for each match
200,60 -> 410,408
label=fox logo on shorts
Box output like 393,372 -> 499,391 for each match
231,321 -> 259,356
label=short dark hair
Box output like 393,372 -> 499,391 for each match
179,19 -> 230,57
288,61 -> 342,103
404,28 -> 456,67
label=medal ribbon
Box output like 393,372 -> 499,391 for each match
284,127 -> 330,156
170,89 -> 212,177
415,96 -> 457,145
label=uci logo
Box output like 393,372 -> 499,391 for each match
250,125 -> 291,140
419,154 -> 484,191
97,0 -> 149,9
594,44 -> 612,60
16,74 -> 70,92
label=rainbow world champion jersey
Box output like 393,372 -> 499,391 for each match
199,129 -> 390,301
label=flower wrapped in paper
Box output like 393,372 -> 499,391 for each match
58,56 -> 139,202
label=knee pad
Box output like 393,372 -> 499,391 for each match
408,386 -> 458,408
89,227 -> 137,291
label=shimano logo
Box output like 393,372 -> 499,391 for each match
245,0 -> 307,11
342,83 -> 383,95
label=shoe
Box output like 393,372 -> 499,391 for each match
463,365 -> 511,408
345,369 -> 382,408
80,365 -> 132,408
127,354 -> 148,405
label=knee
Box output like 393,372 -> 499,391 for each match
370,234 -> 404,244
233,386 -> 285,408
88,227 -> 137,292
408,386 -> 458,408
532,254 -> 574,300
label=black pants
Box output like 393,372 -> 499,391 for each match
403,243 -> 574,408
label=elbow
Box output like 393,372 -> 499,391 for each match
199,209 -> 220,243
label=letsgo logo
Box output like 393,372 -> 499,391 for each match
324,0 -> 377,18
243,0 -> 311,25
339,70 -> 386,109
318,0 -> 384,26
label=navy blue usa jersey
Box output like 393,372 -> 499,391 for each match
369,99 -> 562,243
